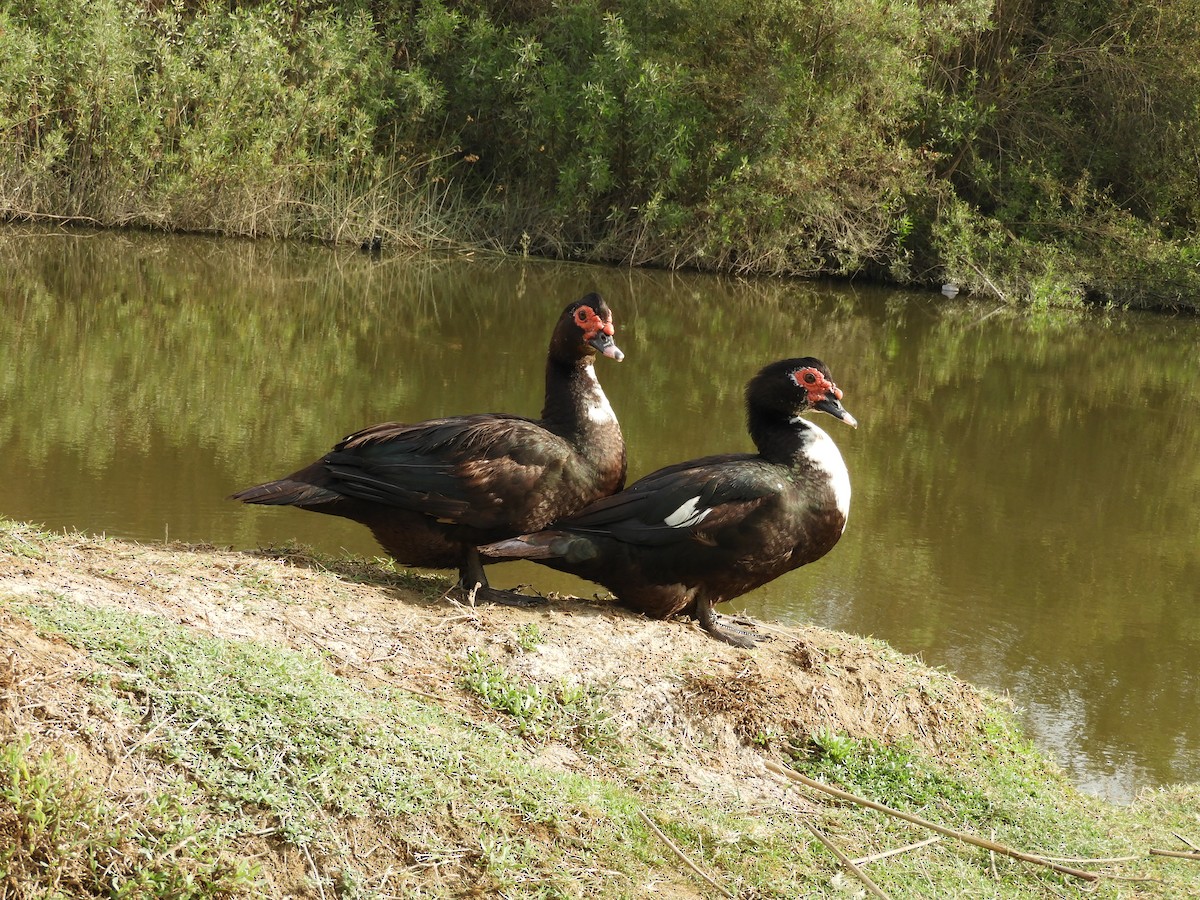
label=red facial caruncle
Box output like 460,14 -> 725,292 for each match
790,366 -> 843,404
574,305 -> 615,341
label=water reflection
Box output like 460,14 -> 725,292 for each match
2,226 -> 1198,801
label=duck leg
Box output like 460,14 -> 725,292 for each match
694,596 -> 764,649
453,546 -> 547,608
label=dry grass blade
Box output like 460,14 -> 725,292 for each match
765,761 -> 1101,882
804,820 -> 894,900
636,809 -> 735,899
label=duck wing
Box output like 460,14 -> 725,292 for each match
561,454 -> 780,547
323,415 -> 579,531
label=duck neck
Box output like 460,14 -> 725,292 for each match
747,407 -> 806,464
541,355 -> 622,451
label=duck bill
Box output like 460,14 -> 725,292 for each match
589,334 -> 624,361
814,397 -> 858,428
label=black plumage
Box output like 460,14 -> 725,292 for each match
231,293 -> 626,604
483,357 -> 856,645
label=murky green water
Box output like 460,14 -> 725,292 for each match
2,226 -> 1198,800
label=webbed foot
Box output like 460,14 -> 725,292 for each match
695,600 -> 768,648
449,578 -> 548,608
454,547 -> 548,607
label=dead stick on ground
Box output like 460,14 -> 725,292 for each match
852,835 -> 941,866
764,761 -> 1100,882
636,809 -> 735,899
804,821 -> 893,900
1039,854 -> 1140,864
1150,848 -> 1200,861
1173,832 -> 1200,851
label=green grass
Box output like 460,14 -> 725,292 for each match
0,738 -> 257,899
0,520 -> 48,560
459,648 -> 620,754
9,599 -> 656,896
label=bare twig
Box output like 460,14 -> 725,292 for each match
764,761 -> 1100,882
301,842 -> 328,900
107,713 -> 178,787
804,820 -> 893,900
852,835 -> 941,866
1038,854 -> 1141,864
967,262 -> 1010,305
636,809 -> 735,899
969,304 -> 1007,328
286,617 -> 445,702
1150,848 -> 1200,861
1174,832 -> 1200,851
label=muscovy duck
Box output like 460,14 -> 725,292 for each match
231,293 -> 626,605
482,357 -> 856,646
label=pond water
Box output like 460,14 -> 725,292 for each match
2,226 -> 1198,801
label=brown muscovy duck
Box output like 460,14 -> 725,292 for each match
482,357 -> 856,645
231,293 -> 626,605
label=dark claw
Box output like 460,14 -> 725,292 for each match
451,581 -> 549,608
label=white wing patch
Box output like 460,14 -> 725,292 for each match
663,496 -> 712,528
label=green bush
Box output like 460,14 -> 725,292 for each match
2,0 -> 1199,307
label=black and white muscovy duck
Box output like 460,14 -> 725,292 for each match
482,357 -> 856,646
231,293 -> 626,605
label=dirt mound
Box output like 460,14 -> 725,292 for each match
0,529 -> 1005,897
2,532 -> 997,773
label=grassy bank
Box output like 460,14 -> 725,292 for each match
2,517 -> 1199,898
1,0 -> 1199,309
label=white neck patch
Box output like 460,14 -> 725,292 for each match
583,361 -> 618,425
793,417 -> 851,524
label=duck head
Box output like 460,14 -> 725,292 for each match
748,357 -> 857,429
556,293 -> 624,362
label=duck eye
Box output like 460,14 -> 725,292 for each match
575,306 -> 593,325
803,372 -> 817,385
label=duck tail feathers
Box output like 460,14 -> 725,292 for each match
481,533 -> 562,560
483,531 -> 601,563
229,478 -> 342,508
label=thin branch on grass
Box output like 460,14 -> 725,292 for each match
1149,848 -> 1200,861
1038,854 -> 1141,864
764,761 -> 1101,882
107,712 -> 179,787
852,835 -> 941,865
804,820 -> 893,900
302,843 -> 328,900
1174,832 -> 1200,851
636,808 -> 735,899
